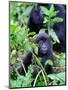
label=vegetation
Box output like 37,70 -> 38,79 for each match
9,2 -> 66,88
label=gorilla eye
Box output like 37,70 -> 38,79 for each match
39,40 -> 43,44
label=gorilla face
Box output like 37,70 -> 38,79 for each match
30,5 -> 44,24
35,33 -> 52,56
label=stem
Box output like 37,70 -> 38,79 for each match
41,70 -> 47,86
48,17 -> 51,35
34,55 -> 49,84
33,70 -> 42,87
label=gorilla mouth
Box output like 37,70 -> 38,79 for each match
42,51 -> 47,54
41,50 -> 47,54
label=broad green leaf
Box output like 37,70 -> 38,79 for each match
49,11 -> 59,18
39,29 -> 45,33
41,6 -> 49,16
10,80 -> 17,88
48,74 -> 59,80
45,60 -> 53,66
48,72 -> 65,85
43,17 -> 48,23
50,5 -> 54,13
52,17 -> 63,23
10,50 -> 16,58
22,65 -> 33,87
24,43 -> 32,52
10,56 -> 16,65
56,72 -> 65,83
10,23 -> 18,33
49,5 -> 59,17
58,53 -> 65,66
59,59 -> 65,66
22,6 -> 33,17
49,29 -> 60,43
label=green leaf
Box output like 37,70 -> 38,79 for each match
52,17 -> 63,24
22,6 -> 33,17
10,56 -> 16,65
10,80 -> 17,88
48,72 -> 65,85
28,32 -> 36,36
45,60 -> 53,66
56,72 -> 65,83
43,17 -> 48,23
10,50 -> 16,58
49,11 -> 59,18
10,23 -> 18,33
59,59 -> 65,66
22,65 -> 34,87
58,53 -> 65,66
49,29 -> 60,43
39,29 -> 46,33
49,5 -> 59,18
41,6 -> 49,16
50,5 -> 54,13
48,74 -> 58,80
10,50 -> 16,65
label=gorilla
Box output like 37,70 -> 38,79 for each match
28,5 -> 44,33
17,33 -> 54,76
52,4 -> 66,52
28,4 -> 66,52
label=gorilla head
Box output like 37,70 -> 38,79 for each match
35,33 -> 53,57
28,5 -> 44,33
30,5 -> 44,24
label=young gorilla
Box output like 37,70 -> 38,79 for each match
28,5 -> 44,33
28,4 -> 66,52
18,33 -> 54,76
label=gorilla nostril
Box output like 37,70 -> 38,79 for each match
42,46 -> 48,51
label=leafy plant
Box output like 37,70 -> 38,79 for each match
48,72 -> 65,85
41,5 -> 63,44
10,2 -> 66,88
10,65 -> 34,88
10,22 -> 36,52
